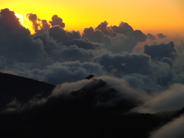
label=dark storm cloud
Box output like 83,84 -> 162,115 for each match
49,15 -> 65,28
144,41 -> 179,60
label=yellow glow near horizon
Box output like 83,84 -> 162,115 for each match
1,0 -> 184,35
15,13 -> 36,34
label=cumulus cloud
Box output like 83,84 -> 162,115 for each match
111,22 -> 134,34
0,8 -> 183,90
27,13 -> 41,32
175,40 -> 184,54
147,33 -> 156,40
82,26 -> 109,43
123,74 -> 162,93
134,83 -> 184,113
82,21 -> 147,53
49,15 -> 65,28
157,33 -> 167,39
0,9 -> 47,62
94,52 -> 151,76
144,41 -> 179,60
49,26 -> 81,43
95,21 -> 113,35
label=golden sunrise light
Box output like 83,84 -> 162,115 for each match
15,13 -> 36,34
0,0 -> 183,36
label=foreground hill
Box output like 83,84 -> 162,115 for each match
0,72 -> 55,110
0,74 -> 184,138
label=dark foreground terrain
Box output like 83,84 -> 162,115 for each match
0,73 -> 183,138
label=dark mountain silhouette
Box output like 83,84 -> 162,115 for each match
0,73 -> 183,138
0,72 -> 55,110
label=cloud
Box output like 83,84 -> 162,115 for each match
4,98 -> 21,112
0,9 -> 47,62
175,40 -> 184,54
149,115 -> 184,138
41,20 -> 50,31
27,13 -> 41,32
82,26 -> 109,43
49,15 -> 65,28
135,83 -> 184,113
157,33 -> 167,39
26,61 -> 105,84
82,21 -> 147,53
0,8 -> 183,91
51,78 -> 93,96
147,33 -> 156,40
1,75 -> 148,114
144,41 -> 179,60
49,26 -> 80,43
123,74 -> 162,93
94,52 -> 151,76
111,22 -> 134,34
45,75 -> 148,108
95,21 -> 113,35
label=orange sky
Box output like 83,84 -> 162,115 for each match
0,0 -> 184,35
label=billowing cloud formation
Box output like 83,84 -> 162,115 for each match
0,9 -> 47,62
49,26 -> 80,43
147,33 -> 156,40
82,21 -> 147,53
2,75 -> 147,113
0,8 -> 183,91
157,33 -> 167,39
27,13 -> 41,32
135,83 -> 184,113
49,15 -> 65,28
144,42 -> 178,60
111,22 -> 134,34
94,52 -> 151,76
95,21 -> 113,35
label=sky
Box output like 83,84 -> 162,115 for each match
0,0 -> 184,35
